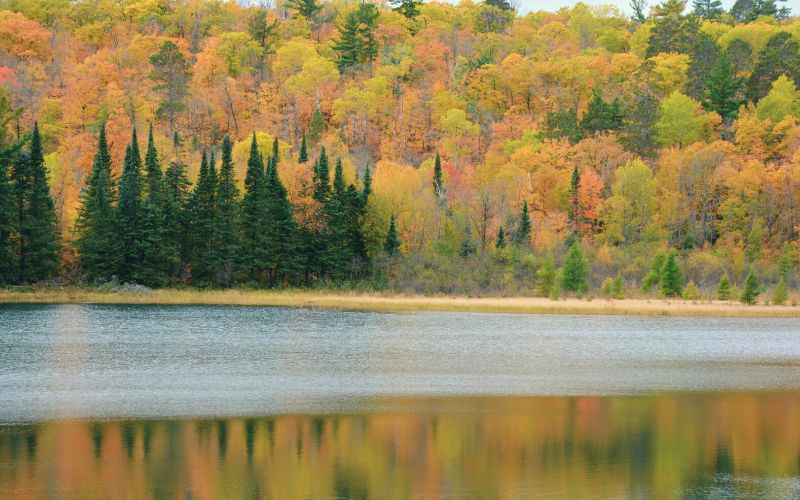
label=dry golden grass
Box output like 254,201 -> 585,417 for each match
0,288 -> 798,317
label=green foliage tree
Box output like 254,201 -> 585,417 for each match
513,201 -> 531,247
660,252 -> 684,297
717,272 -> 731,300
433,151 -> 445,204
538,253 -> 556,297
702,54 -> 744,124
14,124 -> 60,283
116,129 -> 144,283
308,107 -> 324,145
772,277 -> 788,305
0,90 -> 23,284
460,220 -> 475,257
686,33 -> 720,101
77,124 -> 121,282
642,253 -> 666,293
384,214 -> 401,256
298,132 -> 308,163
333,3 -> 380,72
240,133 -> 266,280
544,109 -> 582,144
647,0 -> 699,57
287,0 -> 322,20
392,0 -> 422,20
561,242 -> 590,294
214,134 -> 240,286
732,0 -> 791,22
569,165 -> 580,234
622,89 -> 659,156
693,0 -> 723,18
189,151 -> 217,285
495,226 -> 506,249
162,158 -> 191,280
580,90 -> 623,134
149,41 -> 191,133
746,33 -> 800,103
740,268 -> 761,304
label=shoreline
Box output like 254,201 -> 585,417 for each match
0,288 -> 798,318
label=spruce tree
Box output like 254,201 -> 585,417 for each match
660,252 -> 683,297
0,90 -> 23,284
264,152 -> 300,283
324,158 -> 353,278
15,124 -> 59,283
240,133 -> 266,279
313,147 -> 330,202
392,0 -> 422,20
562,241 -> 589,294
163,158 -> 191,279
214,134 -> 240,286
384,214 -> 401,256
77,124 -> 121,282
189,151 -> 217,285
717,272 -> 731,300
117,129 -> 144,282
740,268 -> 761,305
298,132 -> 308,163
496,226 -> 506,249
580,89 -> 622,134
360,165 -> 372,210
460,221 -> 475,257
538,253 -> 556,297
137,126 -> 167,286
433,152 -> 445,204
513,201 -> 531,247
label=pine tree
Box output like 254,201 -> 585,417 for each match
333,3 -> 380,72
693,0 -> 723,18
686,33 -> 720,102
392,0 -> 422,20
214,134 -> 240,286
513,201 -> 531,247
562,241 -> 589,294
740,268 -> 761,305
433,151 -> 445,204
298,132 -> 308,163
660,252 -> 683,297
286,0 -> 322,19
702,54 -> 744,124
0,90 -> 23,284
384,214 -> 401,256
77,124 -> 121,282
717,272 -> 731,300
496,226 -> 506,249
569,165 -> 581,234
746,32 -> 800,103
580,89 -> 623,134
15,124 -> 59,283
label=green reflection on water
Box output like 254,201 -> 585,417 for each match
1,394 -> 799,499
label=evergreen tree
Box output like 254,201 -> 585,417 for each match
324,158 -> 354,278
740,268 -> 761,304
580,90 -> 623,134
298,132 -> 308,163
14,124 -> 59,283
0,90 -> 24,284
148,41 -> 191,134
392,0 -> 422,20
264,150 -> 300,283
214,135 -> 240,286
432,151 -> 445,204
333,3 -> 380,72
189,151 -> 217,284
746,32 -> 800,102
162,158 -> 191,280
623,87 -> 659,156
693,0 -> 723,18
646,0 -> 699,57
561,241 -> 590,294
544,109 -> 582,144
717,272 -> 731,300
136,126 -> 167,286
360,165 -> 372,210
702,54 -> 744,124
569,165 -> 581,234
117,129 -> 144,283
308,107 -> 324,145
642,253 -> 666,292
496,226 -> 506,249
485,0 -> 514,10
313,147 -> 330,202
513,201 -> 531,247
240,133 -> 266,280
660,252 -> 683,297
77,124 -> 121,282
144,125 -> 163,204
686,33 -> 720,101
384,214 -> 401,256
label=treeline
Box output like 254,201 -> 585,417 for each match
74,125 -> 372,287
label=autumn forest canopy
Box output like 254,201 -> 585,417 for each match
0,0 -> 799,301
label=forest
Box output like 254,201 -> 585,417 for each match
0,0 -> 799,302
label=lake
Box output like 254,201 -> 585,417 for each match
1,304 -> 799,498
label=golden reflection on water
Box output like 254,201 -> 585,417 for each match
1,394 -> 800,499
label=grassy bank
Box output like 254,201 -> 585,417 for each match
0,288 -> 799,318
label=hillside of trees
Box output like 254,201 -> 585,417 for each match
0,0 -> 799,302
